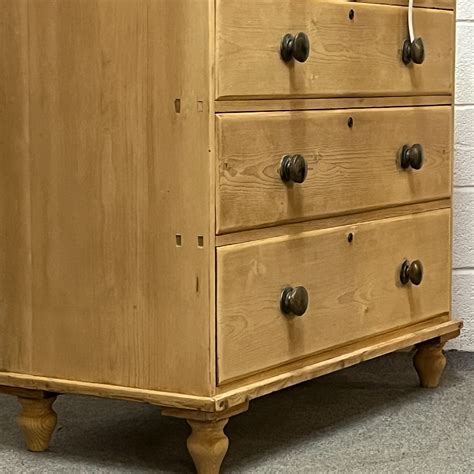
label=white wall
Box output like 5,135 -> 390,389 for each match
452,0 -> 474,350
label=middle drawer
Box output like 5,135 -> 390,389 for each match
217,106 -> 451,234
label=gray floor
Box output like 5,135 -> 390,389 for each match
0,351 -> 473,473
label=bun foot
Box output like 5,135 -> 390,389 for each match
413,340 -> 447,388
17,395 -> 58,452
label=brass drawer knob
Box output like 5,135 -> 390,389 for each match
402,37 -> 425,65
400,260 -> 424,286
280,154 -> 308,183
280,32 -> 310,63
280,286 -> 309,316
401,144 -> 424,170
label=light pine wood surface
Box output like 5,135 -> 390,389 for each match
0,1 -> 460,472
216,1 -> 454,99
0,0 -> 32,375
0,318 -> 461,413
187,420 -> 229,474
214,319 -> 461,409
217,106 -> 451,233
16,396 -> 58,452
0,377 -> 217,411
355,0 -> 454,9
0,0 -> 459,437
162,402 -> 249,473
215,315 -> 455,393
217,209 -> 451,382
0,0 -> 215,396
215,95 -> 453,113
216,199 -> 451,247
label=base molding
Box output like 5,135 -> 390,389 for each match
214,318 -> 462,410
0,319 -> 462,413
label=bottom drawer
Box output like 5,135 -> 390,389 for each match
217,209 -> 451,383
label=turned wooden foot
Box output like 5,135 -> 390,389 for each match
16,395 -> 58,452
162,401 -> 248,474
187,419 -> 229,474
413,340 -> 447,388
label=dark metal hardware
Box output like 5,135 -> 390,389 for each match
401,144 -> 424,170
400,260 -> 424,286
402,38 -> 425,65
280,286 -> 309,316
280,154 -> 308,183
281,32 -> 310,63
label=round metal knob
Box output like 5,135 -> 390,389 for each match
281,32 -> 311,63
280,154 -> 308,183
400,260 -> 424,286
401,144 -> 424,170
280,286 -> 309,316
402,37 -> 425,65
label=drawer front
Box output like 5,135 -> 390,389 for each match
216,1 -> 453,99
217,107 -> 451,234
217,209 -> 451,383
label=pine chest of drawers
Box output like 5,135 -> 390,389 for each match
0,0 -> 462,472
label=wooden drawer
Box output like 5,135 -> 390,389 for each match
217,209 -> 450,383
217,106 -> 451,234
216,0 -> 454,100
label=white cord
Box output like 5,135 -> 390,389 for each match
408,0 -> 415,42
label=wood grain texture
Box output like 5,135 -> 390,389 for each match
166,403 -> 248,473
162,401 -> 249,422
217,107 -> 451,234
355,0 -> 454,10
214,319 -> 462,409
0,0 -> 458,420
17,395 -> 58,452
187,419 -> 229,474
0,0 -> 32,375
0,0 -> 214,395
217,209 -> 451,383
216,314 -> 451,392
413,339 -> 447,387
0,319 -> 461,412
214,95 -> 453,113
216,1 -> 454,99
216,199 -> 451,247
0,373 -> 216,411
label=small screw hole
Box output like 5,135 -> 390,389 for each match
176,235 -> 182,247
348,233 -> 354,243
348,117 -> 354,128
349,9 -> 355,20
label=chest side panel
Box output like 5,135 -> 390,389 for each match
0,0 -> 215,396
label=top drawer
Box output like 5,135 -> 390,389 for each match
215,0 -> 454,100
